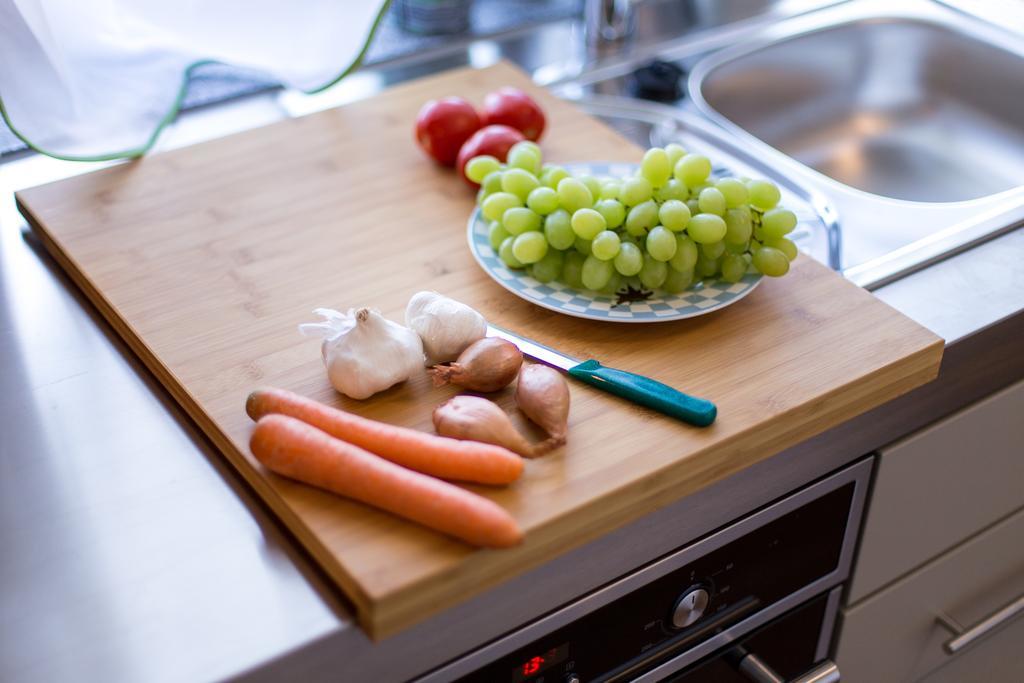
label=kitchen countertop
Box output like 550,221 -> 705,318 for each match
3,9 -> 1023,683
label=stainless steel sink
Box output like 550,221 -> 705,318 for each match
556,1 -> 1024,286
400,0 -> 1024,288
677,0 -> 1024,286
693,13 -> 1024,203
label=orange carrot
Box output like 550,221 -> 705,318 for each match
246,387 -> 523,485
250,414 -> 523,548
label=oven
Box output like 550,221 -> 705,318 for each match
417,458 -> 872,683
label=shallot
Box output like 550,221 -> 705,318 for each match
515,364 -> 570,450
429,337 -> 522,392
433,395 -> 536,458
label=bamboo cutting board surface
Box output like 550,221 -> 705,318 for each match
17,61 -> 943,639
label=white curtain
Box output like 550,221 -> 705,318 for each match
0,0 -> 390,160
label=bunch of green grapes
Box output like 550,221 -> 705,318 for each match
466,141 -> 798,296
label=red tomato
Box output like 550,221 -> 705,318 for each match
415,97 -> 481,167
481,88 -> 546,141
456,124 -> 526,186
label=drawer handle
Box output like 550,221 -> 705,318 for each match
737,654 -> 840,683
936,593 -> 1024,654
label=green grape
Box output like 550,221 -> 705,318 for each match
753,225 -> 766,242
761,208 -> 797,240
698,187 -> 727,216
749,239 -> 764,254
591,230 -> 622,261
507,142 -> 541,175
541,165 -> 570,189
674,153 -> 712,186
725,240 -> 750,254
544,209 -> 575,250
686,198 -> 701,215
619,177 -> 654,206
599,179 -> 622,200
624,200 -> 659,237
582,255 -> 614,290
690,183 -> 712,196
639,255 -> 668,290
466,155 -> 501,184
579,175 -> 603,201
516,141 -> 542,159
481,170 -> 504,195
665,143 -> 687,167
501,168 -> 540,201
721,253 -> 747,283
574,236 -> 593,255
747,179 -> 781,210
641,148 -> 672,187
663,266 -> 693,294
599,271 -> 624,296
669,235 -> 698,272
654,179 -> 689,203
594,198 -> 626,229
571,208 -> 606,240
562,251 -> 586,289
531,248 -> 564,283
696,252 -> 721,278
557,178 -> 594,212
527,187 -> 559,215
715,177 -> 749,208
482,192 -> 522,221
701,240 -> 725,260
659,199 -> 691,232
724,207 -> 753,245
613,241 -> 643,276
687,213 -> 728,244
646,226 -> 678,262
488,221 -> 510,250
752,246 -> 790,276
503,207 -> 542,235
499,236 -> 525,268
766,236 -> 799,261
512,231 -> 548,264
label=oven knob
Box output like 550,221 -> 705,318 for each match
671,586 -> 710,628
564,676 -> 581,683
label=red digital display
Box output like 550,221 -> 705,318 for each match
511,643 -> 570,682
522,655 -> 545,677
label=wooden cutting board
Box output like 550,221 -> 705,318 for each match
17,61 -> 943,639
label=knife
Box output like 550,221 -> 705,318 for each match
487,325 -> 717,427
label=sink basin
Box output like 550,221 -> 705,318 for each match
692,15 -> 1024,202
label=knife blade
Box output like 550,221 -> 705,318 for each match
487,325 -> 717,427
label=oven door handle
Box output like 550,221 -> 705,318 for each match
736,653 -> 840,683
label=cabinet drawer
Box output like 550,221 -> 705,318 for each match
836,505 -> 1024,683
849,378 -> 1024,602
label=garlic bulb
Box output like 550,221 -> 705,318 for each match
405,291 -> 487,364
298,307 -> 424,400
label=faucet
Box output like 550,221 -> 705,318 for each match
585,0 -> 637,46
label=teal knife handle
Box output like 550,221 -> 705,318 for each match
567,359 -> 717,427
